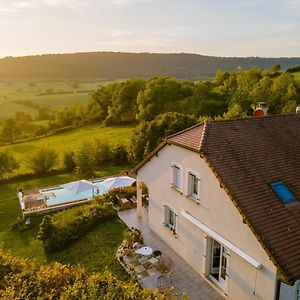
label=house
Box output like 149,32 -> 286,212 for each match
133,114 -> 300,300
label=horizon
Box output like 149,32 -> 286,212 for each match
0,0 -> 299,58
1,50 -> 300,60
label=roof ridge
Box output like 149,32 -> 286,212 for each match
199,120 -> 209,152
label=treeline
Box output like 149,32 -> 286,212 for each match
89,68 -> 300,125
1,51 -> 300,80
0,249 -> 179,299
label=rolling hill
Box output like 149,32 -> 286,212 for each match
1,52 -> 300,81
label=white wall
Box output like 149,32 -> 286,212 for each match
138,144 -> 278,300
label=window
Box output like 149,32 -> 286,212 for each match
164,206 -> 176,231
171,164 -> 181,189
270,181 -> 296,203
188,172 -> 200,199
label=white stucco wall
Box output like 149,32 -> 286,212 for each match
137,144 -> 278,300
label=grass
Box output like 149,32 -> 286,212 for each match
0,79 -> 118,118
292,71 -> 300,82
0,166 -> 132,280
0,124 -> 134,175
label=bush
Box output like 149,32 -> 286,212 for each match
0,249 -> 178,300
73,143 -> 95,178
37,203 -> 116,252
111,145 -> 129,164
0,151 -> 19,178
63,151 -> 76,172
96,186 -> 137,206
26,147 -> 58,174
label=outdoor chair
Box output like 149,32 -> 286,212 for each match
157,275 -> 174,296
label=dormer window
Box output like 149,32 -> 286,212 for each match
171,164 -> 181,190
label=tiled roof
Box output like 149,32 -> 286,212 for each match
133,114 -> 300,283
201,115 -> 300,283
167,123 -> 205,152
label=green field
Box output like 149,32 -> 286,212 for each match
293,71 -> 300,82
0,124 -> 134,175
0,79 -> 116,118
0,168 -> 131,280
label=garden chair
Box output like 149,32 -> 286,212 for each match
157,275 -> 174,296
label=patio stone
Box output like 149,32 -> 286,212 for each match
119,207 -> 223,300
135,264 -> 146,274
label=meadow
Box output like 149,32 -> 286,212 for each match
0,79 -> 117,118
0,124 -> 134,175
0,168 -> 131,280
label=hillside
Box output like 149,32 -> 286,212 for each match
0,124 -> 134,175
1,52 -> 300,80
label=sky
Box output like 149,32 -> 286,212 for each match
0,0 -> 299,58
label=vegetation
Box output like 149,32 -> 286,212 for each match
0,249 -> 176,300
0,166 -> 132,273
1,51 -> 300,80
0,151 -> 19,178
26,148 -> 58,174
37,203 -> 116,252
129,112 -> 198,161
0,124 -> 133,177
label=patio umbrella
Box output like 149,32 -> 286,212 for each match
61,180 -> 99,195
101,176 -> 136,190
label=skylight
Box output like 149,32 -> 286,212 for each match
270,181 -> 296,203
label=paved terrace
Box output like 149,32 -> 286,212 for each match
118,208 -> 223,300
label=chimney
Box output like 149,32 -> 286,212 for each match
253,102 -> 268,118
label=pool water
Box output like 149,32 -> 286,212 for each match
41,182 -> 109,206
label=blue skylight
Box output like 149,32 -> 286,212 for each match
270,181 -> 296,204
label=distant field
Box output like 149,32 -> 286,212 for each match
0,79 -> 117,118
0,124 -> 134,175
293,72 -> 300,82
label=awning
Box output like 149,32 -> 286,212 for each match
181,210 -> 262,269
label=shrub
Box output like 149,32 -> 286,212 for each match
73,143 -> 95,178
37,203 -> 116,252
0,249 -> 179,300
111,145 -> 129,164
26,147 -> 58,174
63,151 -> 76,172
0,151 -> 19,178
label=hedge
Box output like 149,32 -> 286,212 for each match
37,203 -> 116,252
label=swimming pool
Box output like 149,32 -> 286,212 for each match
41,182 -> 109,207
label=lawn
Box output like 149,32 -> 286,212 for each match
0,165 -> 132,280
0,124 -> 134,175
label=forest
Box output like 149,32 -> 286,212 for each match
1,52 -> 300,80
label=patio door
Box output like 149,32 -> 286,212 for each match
209,239 -> 228,290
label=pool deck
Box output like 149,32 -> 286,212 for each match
20,175 -> 120,217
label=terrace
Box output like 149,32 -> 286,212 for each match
118,207 -> 223,300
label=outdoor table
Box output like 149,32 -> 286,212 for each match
135,246 -> 153,256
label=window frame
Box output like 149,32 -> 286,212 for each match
270,181 -> 296,204
187,171 -> 200,200
164,205 -> 177,232
171,163 -> 182,191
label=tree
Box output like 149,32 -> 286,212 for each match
0,118 -> 20,143
73,143 -> 95,178
26,148 -> 58,174
63,151 -> 76,172
271,64 -> 281,73
0,151 -> 19,178
129,112 -> 197,161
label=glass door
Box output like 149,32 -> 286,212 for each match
209,239 -> 228,290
